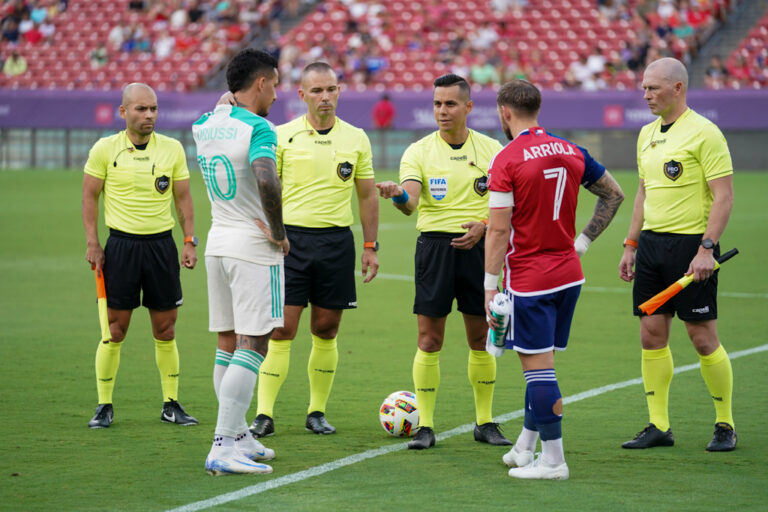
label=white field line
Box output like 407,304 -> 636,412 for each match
166,344 -> 768,512
361,273 -> 768,300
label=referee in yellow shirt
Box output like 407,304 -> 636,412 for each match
377,74 -> 511,450
82,83 -> 199,428
250,62 -> 379,437
619,58 -> 737,451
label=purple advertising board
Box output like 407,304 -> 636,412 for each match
0,89 -> 766,131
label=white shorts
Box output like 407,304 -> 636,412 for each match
206,256 -> 284,336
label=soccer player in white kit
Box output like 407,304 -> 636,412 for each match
193,49 -> 289,475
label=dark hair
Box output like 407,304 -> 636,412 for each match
302,61 -> 335,77
496,80 -> 541,117
226,48 -> 278,93
433,73 -> 470,99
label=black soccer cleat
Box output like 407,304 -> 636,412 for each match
305,411 -> 336,434
408,426 -> 436,450
250,414 -> 275,438
622,423 -> 674,449
474,422 -> 514,446
706,422 -> 737,452
161,399 -> 198,426
88,403 -> 114,429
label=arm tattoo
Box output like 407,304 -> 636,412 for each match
583,172 -> 624,241
252,157 -> 286,241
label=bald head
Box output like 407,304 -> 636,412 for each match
645,58 -> 688,91
122,83 -> 156,106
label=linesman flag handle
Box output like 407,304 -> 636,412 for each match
638,248 -> 739,316
94,267 -> 111,343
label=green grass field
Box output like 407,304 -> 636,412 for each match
1,169 -> 767,511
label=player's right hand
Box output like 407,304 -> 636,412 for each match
375,181 -> 403,199
86,243 -> 105,271
618,248 -> 636,282
254,219 -> 290,256
217,91 -> 236,106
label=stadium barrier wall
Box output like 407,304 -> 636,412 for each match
1,90 -> 767,170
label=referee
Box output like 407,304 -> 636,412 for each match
83,83 -> 198,429
619,58 -> 737,451
377,74 -> 510,450
249,62 -> 379,437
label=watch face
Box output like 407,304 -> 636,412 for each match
701,239 -> 714,249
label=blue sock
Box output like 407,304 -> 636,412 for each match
524,369 -> 562,441
524,385 -> 537,432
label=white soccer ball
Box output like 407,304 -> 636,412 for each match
379,390 -> 419,437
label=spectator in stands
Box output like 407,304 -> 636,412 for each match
18,11 -> 34,34
3,48 -> 27,76
587,47 -> 607,76
23,21 -> 43,44
128,1 -> 146,11
187,0 -> 205,23
108,23 -> 126,50
1,18 -> 20,42
39,17 -> 54,40
155,29 -> 176,59
30,1 -> 47,24
91,43 -> 108,69
470,53 -> 500,86
170,1 -> 189,30
372,93 -> 396,129
561,69 -> 581,89
705,54 -> 729,89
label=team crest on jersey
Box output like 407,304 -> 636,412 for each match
155,175 -> 170,193
474,176 -> 489,196
429,177 -> 447,200
337,161 -> 354,181
663,160 -> 683,181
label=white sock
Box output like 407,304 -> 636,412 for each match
215,363 -> 258,438
213,349 -> 233,399
541,438 -> 565,466
210,434 -> 235,454
515,427 -> 539,453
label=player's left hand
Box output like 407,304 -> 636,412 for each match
484,289 -> 497,328
452,222 -> 486,250
687,249 -> 717,282
181,244 -> 197,269
361,249 -> 379,283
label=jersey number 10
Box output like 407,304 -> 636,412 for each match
198,154 -> 237,201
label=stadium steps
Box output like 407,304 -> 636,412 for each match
201,0 -> 322,91
690,0 -> 768,87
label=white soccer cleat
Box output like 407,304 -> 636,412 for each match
503,445 -> 535,468
508,454 -> 569,480
235,431 -> 275,461
205,448 -> 273,476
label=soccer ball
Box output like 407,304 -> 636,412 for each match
379,390 -> 419,437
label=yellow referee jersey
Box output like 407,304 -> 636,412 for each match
84,130 -> 190,235
276,115 -> 374,227
637,108 -> 733,234
400,130 -> 502,232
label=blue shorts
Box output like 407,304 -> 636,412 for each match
504,285 -> 581,354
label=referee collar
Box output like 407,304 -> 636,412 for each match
121,130 -> 157,151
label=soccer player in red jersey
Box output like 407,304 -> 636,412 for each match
484,80 -> 624,479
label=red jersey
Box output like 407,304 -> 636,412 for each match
488,127 -> 605,295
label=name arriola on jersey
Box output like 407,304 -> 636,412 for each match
523,141 -> 576,161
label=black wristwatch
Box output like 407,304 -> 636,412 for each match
700,238 -> 715,250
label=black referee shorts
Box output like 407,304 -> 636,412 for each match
103,229 -> 183,311
283,225 -> 357,310
633,230 -> 719,321
413,232 -> 485,318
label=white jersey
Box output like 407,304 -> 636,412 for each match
193,105 -> 282,265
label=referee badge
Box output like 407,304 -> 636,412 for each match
663,160 -> 683,181
474,176 -> 489,196
155,175 -> 171,194
428,177 -> 447,200
336,161 -> 354,181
